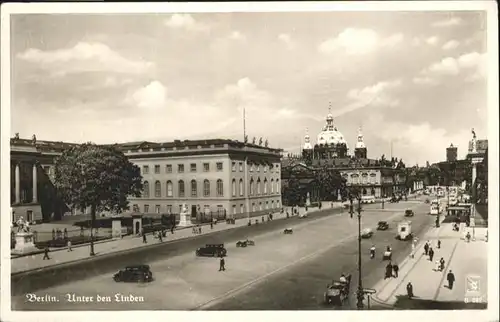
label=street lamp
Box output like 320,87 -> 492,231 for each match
355,194 -> 364,309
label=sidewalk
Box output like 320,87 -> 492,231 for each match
371,222 -> 488,308
11,203 -> 342,274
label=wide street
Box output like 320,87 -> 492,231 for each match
13,198 -> 433,310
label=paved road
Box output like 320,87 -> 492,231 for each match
13,200 -> 429,310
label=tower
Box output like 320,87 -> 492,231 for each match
354,126 -> 367,159
446,143 -> 457,162
302,128 -> 313,161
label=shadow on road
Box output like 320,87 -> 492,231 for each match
392,295 -> 487,310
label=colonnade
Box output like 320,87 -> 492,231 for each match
13,162 -> 38,204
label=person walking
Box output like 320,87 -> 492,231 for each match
447,270 -> 456,289
67,239 -> 72,252
198,225 -> 202,234
385,262 -> 393,279
210,221 -> 213,229
43,246 -> 50,260
410,243 -> 416,258
142,229 -> 147,244
158,230 -> 163,242
406,282 -> 414,299
437,240 -> 441,249
434,260 -> 440,271
393,263 -> 399,278
439,257 -> 445,271
428,247 -> 435,262
219,256 -> 226,272
424,241 -> 429,255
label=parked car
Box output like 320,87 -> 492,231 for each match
284,228 -> 293,234
361,228 -> 374,238
405,209 -> 414,217
377,221 -> 389,230
324,275 -> 352,306
195,243 -> 227,257
113,265 -> 153,283
361,196 -> 376,204
236,239 -> 255,247
383,250 -> 392,261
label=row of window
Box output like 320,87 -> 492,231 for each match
141,178 -> 280,198
141,162 -> 280,175
135,200 -> 281,214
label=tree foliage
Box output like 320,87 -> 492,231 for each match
53,143 -> 143,215
314,165 -> 346,201
282,175 -> 303,206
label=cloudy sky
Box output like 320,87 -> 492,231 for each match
10,9 -> 489,164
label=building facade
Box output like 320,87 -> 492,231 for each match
10,136 -> 283,222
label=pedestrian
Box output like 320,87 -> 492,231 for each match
210,221 -> 213,229
198,225 -> 202,234
466,232 -> 471,242
424,242 -> 429,255
410,244 -> 415,258
393,263 -> 399,278
385,262 -> 393,279
142,230 -> 147,243
437,240 -> 441,249
67,239 -> 72,252
429,247 -> 434,262
219,256 -> 226,271
434,260 -> 440,271
158,230 -> 163,242
171,226 -> 174,234
406,282 -> 414,299
439,257 -> 445,271
447,270 -> 455,289
43,246 -> 50,260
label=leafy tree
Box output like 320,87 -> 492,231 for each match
282,175 -> 303,206
314,165 -> 346,201
54,143 -> 143,256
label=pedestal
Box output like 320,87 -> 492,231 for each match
13,232 -> 39,254
178,212 -> 192,227
111,216 -> 123,238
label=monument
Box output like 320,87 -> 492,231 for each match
12,216 -> 38,255
178,204 -> 192,227
306,192 -> 311,207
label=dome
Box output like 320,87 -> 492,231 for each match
316,107 -> 349,149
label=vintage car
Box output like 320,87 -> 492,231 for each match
361,228 -> 374,238
195,243 -> 227,257
283,228 -> 293,234
383,249 -> 392,261
236,239 -> 255,247
405,209 -> 414,217
113,265 -> 153,283
377,221 -> 389,230
324,275 -> 351,305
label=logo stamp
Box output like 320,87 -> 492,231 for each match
465,275 -> 481,294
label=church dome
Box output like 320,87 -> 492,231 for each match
316,108 -> 349,149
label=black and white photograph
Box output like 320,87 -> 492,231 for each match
1,2 -> 498,321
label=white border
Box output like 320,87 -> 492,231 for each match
1,2 -> 498,322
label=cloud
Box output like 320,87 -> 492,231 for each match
442,40 -> 460,50
421,52 -> 487,79
347,79 -> 402,108
129,81 -> 168,110
425,36 -> 439,46
412,76 -> 440,86
164,14 -> 209,32
278,33 -> 296,50
228,31 -> 246,41
431,17 -> 462,28
17,42 -> 153,76
318,28 -> 403,55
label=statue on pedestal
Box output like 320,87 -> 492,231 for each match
471,128 -> 477,152
178,203 -> 192,227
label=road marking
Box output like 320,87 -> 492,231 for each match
193,210 -> 408,310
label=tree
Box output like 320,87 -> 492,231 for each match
54,143 -> 143,256
282,175 -> 303,206
314,165 -> 346,201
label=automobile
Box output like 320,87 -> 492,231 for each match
284,228 -> 293,234
324,275 -> 351,306
361,228 -> 374,238
383,250 -> 392,261
113,265 -> 153,283
236,239 -> 255,247
405,209 -> 414,217
195,243 -> 227,257
377,221 -> 389,230
361,196 -> 376,204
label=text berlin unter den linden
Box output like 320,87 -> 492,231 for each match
26,293 -> 145,303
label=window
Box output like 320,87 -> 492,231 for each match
264,165 -> 267,173
203,205 -> 210,214
277,200 -> 280,208
132,204 -> 139,212
190,163 -> 197,172
257,178 -> 261,195
143,181 -> 150,198
257,165 -> 260,172
264,178 -> 268,194
144,204 -> 149,213
232,162 -> 236,172
266,201 -> 269,209
216,179 -> 224,196
155,205 -> 161,213
240,204 -> 244,214
239,162 -> 243,172
178,180 -> 185,197
259,202 -> 262,210
143,165 -> 149,174
370,173 -> 377,184
154,165 -> 160,174
178,164 -> 184,173
178,205 -> 183,214
272,200 -> 275,209
203,180 -> 210,197
216,162 -> 223,171
239,179 -> 244,196
203,163 -> 210,172
250,164 -> 254,172
167,181 -> 173,197
252,203 -> 255,212
166,205 -> 172,213
271,179 -> 274,193
276,179 -> 280,194
275,164 -> 280,171
155,180 -> 161,197
217,205 -> 224,216
232,179 -> 236,197
191,180 -> 197,197
232,205 -> 236,215
27,210 -> 33,222
250,179 -> 254,195
166,164 -> 172,173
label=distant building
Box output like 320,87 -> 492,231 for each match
446,143 -> 458,162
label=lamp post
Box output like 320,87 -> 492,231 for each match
355,194 -> 364,309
